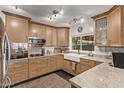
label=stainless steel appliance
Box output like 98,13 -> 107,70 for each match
0,18 -> 11,88
28,37 -> 46,47
28,37 -> 46,57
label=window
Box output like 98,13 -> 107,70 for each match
72,37 -> 80,50
71,35 -> 94,51
81,35 -> 94,51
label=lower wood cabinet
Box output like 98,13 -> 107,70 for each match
56,55 -> 64,70
8,59 -> 28,85
29,57 -> 48,78
7,55 -> 101,85
76,58 -> 101,74
62,60 -> 77,76
47,56 -> 57,73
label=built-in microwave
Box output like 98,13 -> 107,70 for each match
28,37 -> 46,47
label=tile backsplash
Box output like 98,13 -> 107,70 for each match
95,46 -> 124,54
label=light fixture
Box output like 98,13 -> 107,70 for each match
73,18 -> 78,24
69,17 -> 85,25
48,8 -> 64,22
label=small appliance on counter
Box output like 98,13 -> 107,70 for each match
112,53 -> 124,69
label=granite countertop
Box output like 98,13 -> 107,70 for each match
69,61 -> 124,88
28,53 -> 63,59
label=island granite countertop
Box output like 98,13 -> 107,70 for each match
69,61 -> 124,88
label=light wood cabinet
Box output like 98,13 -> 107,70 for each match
56,55 -> 64,70
8,59 -> 28,85
29,22 -> 46,39
51,27 -> 57,46
62,59 -> 77,76
5,15 -> 29,43
45,26 -> 57,46
108,6 -> 121,46
92,5 -> 124,46
45,26 -> 52,46
57,28 -> 69,46
76,59 -> 101,74
94,17 -> 108,46
29,57 -> 48,78
47,56 -> 57,73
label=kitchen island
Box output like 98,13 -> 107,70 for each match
69,60 -> 124,88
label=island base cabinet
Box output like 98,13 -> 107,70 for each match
77,59 -> 101,74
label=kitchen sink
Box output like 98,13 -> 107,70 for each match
64,53 -> 86,62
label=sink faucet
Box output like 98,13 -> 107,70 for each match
88,51 -> 93,57
78,49 -> 80,54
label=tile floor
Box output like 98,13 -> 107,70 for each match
13,71 -> 73,88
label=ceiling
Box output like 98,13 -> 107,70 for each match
0,5 -> 113,27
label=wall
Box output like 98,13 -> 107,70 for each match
69,17 -> 93,50
70,17 -> 93,37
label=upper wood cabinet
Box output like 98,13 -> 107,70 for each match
94,17 -> 108,46
5,14 -> 29,43
92,5 -> 124,46
57,28 -> 69,46
45,26 -> 57,46
108,6 -> 121,46
51,27 -> 57,46
29,22 -> 46,39
45,26 -> 52,46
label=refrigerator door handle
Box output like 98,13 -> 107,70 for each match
1,32 -> 11,88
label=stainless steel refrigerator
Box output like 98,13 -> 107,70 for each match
0,18 -> 11,88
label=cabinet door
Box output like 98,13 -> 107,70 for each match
51,27 -> 57,46
48,56 -> 57,73
29,57 -> 48,78
63,60 -> 76,76
108,7 -> 121,46
56,55 -> 64,70
6,15 -> 28,43
57,28 -> 69,46
29,23 -> 40,37
8,59 -> 28,85
45,26 -> 52,46
95,17 -> 107,45
39,25 -> 46,39
77,59 -> 100,74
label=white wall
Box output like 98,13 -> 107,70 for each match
69,17 -> 93,50
0,11 -> 5,26
70,17 -> 93,37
